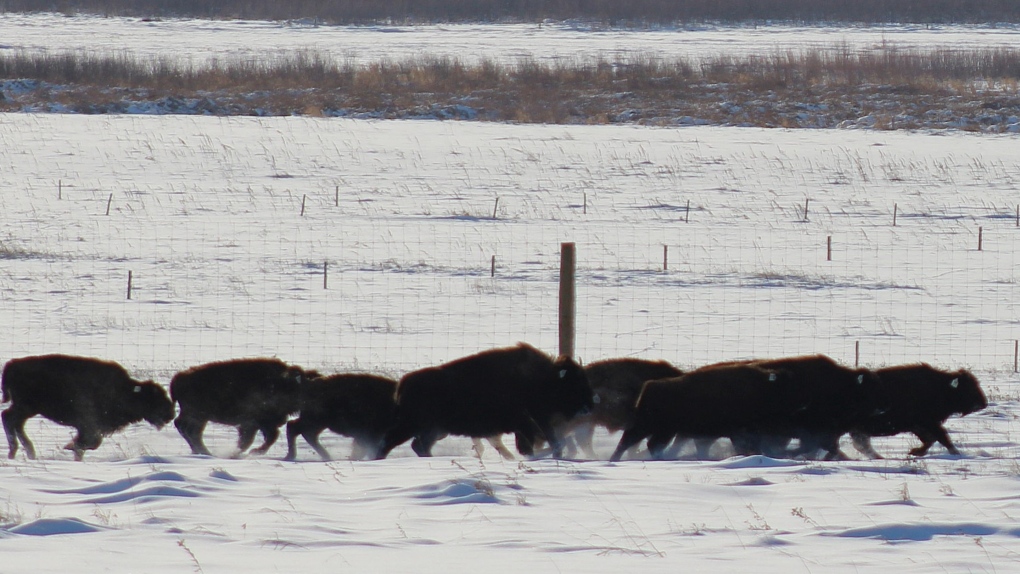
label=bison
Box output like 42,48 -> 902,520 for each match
610,363 -> 799,462
709,355 -> 882,460
1,354 -> 174,461
171,358 -> 314,457
376,343 -> 592,459
559,358 -> 683,459
284,373 -> 399,461
850,364 -> 987,458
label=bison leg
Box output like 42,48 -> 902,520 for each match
2,407 -> 36,460
486,435 -> 516,460
409,429 -> 441,457
376,423 -> 417,460
284,419 -> 331,462
66,429 -> 102,462
236,424 -> 259,454
610,428 -> 648,462
645,433 -> 675,459
514,430 -> 536,457
570,422 -> 599,460
693,437 -> 718,459
249,424 -> 281,456
301,427 -> 333,462
817,435 -> 850,461
909,425 -> 958,456
851,431 -> 883,459
174,415 -> 212,456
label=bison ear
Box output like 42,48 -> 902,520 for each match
950,378 -> 960,389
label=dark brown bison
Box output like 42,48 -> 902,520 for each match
850,364 -> 987,458
283,372 -> 514,462
284,373 -> 399,461
171,358 -> 315,457
560,358 -> 683,459
1,354 -> 174,461
710,355 -> 882,460
376,343 -> 592,459
610,363 -> 799,462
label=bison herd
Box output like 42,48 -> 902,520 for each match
0,344 -> 988,463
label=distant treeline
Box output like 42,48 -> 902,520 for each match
2,0 -> 1020,25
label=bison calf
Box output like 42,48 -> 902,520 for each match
851,364 -> 987,458
171,358 -> 313,457
377,343 -> 592,459
610,364 -> 797,462
2,354 -> 174,461
285,373 -> 399,461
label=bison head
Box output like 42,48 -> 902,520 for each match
548,355 -> 594,419
133,380 -> 175,428
947,369 -> 987,415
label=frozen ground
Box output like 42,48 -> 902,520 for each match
1,114 -> 1019,572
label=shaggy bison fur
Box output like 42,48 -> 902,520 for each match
376,343 -> 592,459
850,364 -> 987,458
170,358 -> 314,457
284,373 -> 399,461
2,354 -> 174,461
609,363 -> 799,462
561,358 -> 683,459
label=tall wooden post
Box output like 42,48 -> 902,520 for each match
559,242 -> 576,358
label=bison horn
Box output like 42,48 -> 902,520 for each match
133,385 -> 142,393
856,374 -> 864,384
950,378 -> 959,388
559,369 -> 567,379
592,394 -> 601,404
768,373 -> 777,382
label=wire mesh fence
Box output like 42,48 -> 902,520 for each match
2,115 -> 1019,385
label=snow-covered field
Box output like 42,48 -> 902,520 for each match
3,13 -> 1020,66
2,16 -> 1020,573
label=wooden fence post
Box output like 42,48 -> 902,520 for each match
559,242 -> 576,359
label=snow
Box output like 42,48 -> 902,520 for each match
3,13 -> 1020,66
1,16 -> 1020,573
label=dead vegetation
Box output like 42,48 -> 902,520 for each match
2,47 -> 1019,129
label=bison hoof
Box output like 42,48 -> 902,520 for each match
908,447 -> 930,457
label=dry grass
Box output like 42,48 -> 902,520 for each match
2,47 -> 1020,128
